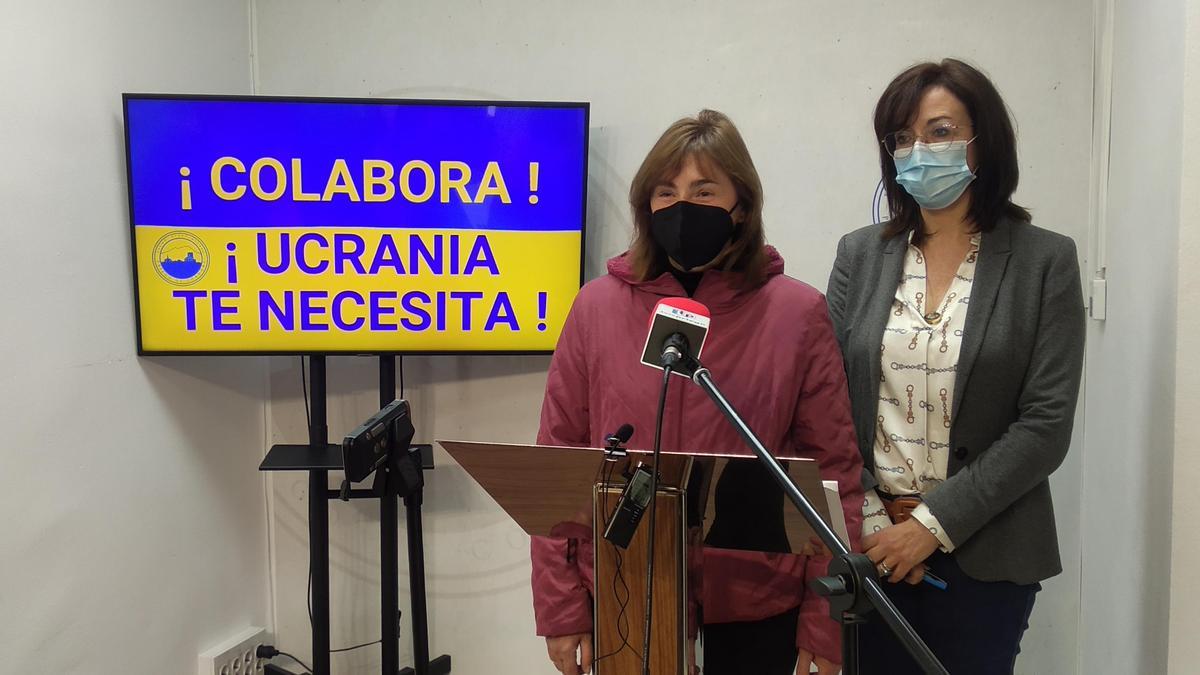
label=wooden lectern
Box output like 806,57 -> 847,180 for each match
438,441 -> 833,675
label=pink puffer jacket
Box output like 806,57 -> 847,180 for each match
531,248 -> 863,664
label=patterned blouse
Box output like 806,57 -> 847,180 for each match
860,233 -> 981,551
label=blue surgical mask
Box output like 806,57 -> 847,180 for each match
893,139 -> 976,210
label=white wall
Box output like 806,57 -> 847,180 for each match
6,2 -> 1194,673
251,1 -> 1094,673
264,354 -> 552,674
1080,0 -> 1184,673
1170,0 -> 1200,671
0,2 -> 272,673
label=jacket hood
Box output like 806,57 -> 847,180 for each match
604,246 -> 786,314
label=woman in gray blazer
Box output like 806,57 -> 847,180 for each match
825,59 -> 1085,674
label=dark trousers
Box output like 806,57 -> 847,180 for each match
702,606 -> 800,675
858,550 -> 1039,675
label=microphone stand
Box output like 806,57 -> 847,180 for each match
642,364 -> 673,675
677,356 -> 948,675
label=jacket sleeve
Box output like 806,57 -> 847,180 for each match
531,522 -> 595,637
826,234 -> 878,493
530,299 -> 595,637
923,239 -> 1085,545
537,294 -> 592,448
825,234 -> 851,349
792,292 -> 865,664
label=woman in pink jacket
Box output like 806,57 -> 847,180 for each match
532,109 -> 862,675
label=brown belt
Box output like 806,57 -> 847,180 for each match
879,493 -> 923,524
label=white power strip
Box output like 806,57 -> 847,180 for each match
198,626 -> 272,675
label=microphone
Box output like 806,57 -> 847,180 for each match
631,297 -> 711,673
639,297 -> 711,375
603,423 -> 634,460
605,423 -> 634,447
661,333 -> 689,368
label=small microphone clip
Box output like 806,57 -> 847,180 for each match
603,423 -> 633,461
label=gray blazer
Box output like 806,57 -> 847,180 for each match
826,217 -> 1085,584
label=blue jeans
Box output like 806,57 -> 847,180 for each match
858,550 -> 1040,675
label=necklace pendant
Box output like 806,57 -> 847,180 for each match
924,311 -> 942,325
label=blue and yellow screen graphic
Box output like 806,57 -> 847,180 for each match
124,96 -> 588,353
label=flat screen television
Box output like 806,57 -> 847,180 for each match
123,95 -> 588,355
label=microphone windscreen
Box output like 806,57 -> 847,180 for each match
614,423 -> 634,443
639,297 -> 712,373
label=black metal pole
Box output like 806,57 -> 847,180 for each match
308,355 -> 331,675
641,365 -> 672,675
405,486 -> 431,675
843,620 -> 859,674
690,366 -> 947,675
380,355 -> 400,675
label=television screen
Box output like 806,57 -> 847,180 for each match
123,95 -> 588,355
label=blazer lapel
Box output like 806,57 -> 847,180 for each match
952,219 -> 1013,421
860,232 -> 907,455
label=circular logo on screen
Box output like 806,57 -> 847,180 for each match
152,231 -> 209,286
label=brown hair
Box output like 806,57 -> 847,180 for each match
627,109 -> 769,286
873,58 -> 1031,240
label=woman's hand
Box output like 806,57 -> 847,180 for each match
546,633 -> 593,674
862,518 -> 939,583
902,562 -> 928,585
796,649 -> 840,674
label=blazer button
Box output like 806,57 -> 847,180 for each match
955,447 -> 968,460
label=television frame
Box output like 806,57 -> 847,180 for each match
122,93 -> 590,357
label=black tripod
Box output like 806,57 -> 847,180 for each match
259,355 -> 451,675
679,356 -> 949,675
374,355 -> 452,675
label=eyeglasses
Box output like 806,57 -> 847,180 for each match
881,122 -> 975,159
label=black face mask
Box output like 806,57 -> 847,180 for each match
649,201 -> 737,272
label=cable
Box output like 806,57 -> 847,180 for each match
298,355 -> 374,653
610,547 -> 637,659
300,356 -> 311,430
307,560 -> 387,655
331,639 -> 383,653
301,355 -> 315,630
590,459 -> 641,668
300,355 -> 390,659
398,354 -> 405,399
257,646 -> 313,674
277,651 -> 313,674
641,365 -> 673,675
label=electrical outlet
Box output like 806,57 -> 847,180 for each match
199,626 -> 272,675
